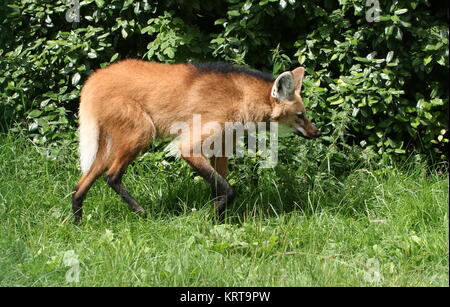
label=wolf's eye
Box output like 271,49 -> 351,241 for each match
296,112 -> 304,119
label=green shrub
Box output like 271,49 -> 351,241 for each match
0,0 -> 448,161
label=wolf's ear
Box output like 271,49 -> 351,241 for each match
292,67 -> 305,94
271,71 -> 295,103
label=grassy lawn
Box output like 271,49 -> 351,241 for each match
0,134 -> 448,286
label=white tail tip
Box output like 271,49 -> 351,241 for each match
79,116 -> 99,174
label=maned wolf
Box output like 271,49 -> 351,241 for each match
72,60 -> 321,223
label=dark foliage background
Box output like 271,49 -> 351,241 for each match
0,0 -> 448,162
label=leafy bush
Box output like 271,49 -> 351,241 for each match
0,0 -> 448,161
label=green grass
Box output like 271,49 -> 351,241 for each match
0,134 -> 448,286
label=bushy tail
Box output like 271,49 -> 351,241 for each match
79,114 -> 99,174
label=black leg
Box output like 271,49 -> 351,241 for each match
72,187 -> 83,224
105,174 -> 146,218
182,156 -> 235,220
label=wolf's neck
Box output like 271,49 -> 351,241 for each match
237,82 -> 273,123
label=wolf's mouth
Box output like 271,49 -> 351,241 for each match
293,128 -> 321,139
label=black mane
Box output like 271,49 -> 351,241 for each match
192,62 -> 275,82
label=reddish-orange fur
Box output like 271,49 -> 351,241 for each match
72,59 -> 320,223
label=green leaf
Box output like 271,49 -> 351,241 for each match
165,49 -> 175,59
141,26 -> 154,34
394,8 -> 408,15
95,0 -> 105,8
28,110 -> 42,118
329,97 -> 344,105
386,51 -> 394,63
121,28 -> 128,39
72,73 -> 81,86
214,19 -> 227,25
110,53 -> 119,62
385,26 -> 394,36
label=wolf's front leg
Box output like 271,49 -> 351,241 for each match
182,155 -> 235,220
